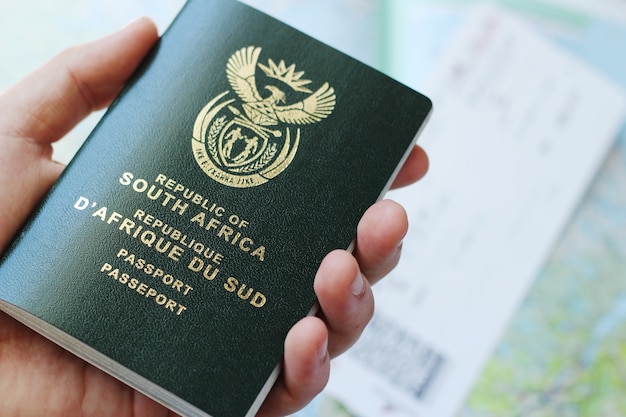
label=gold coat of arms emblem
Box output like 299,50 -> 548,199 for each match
192,46 -> 336,188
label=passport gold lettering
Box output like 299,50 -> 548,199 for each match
224,276 -> 267,308
100,263 -> 187,316
73,197 -> 187,262
74,197 -> 234,266
120,172 -> 226,215
116,248 -> 193,296
131,209 -> 225,262
187,257 -> 220,281
190,212 -> 266,261
118,173 -> 190,216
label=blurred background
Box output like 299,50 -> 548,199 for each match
2,1 -> 626,416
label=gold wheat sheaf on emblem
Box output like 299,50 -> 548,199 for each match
192,46 -> 336,188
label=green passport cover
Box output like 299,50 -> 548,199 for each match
0,1 -> 431,416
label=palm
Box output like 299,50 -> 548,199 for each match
0,310 -> 177,416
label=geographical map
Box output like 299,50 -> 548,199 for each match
461,134 -> 626,417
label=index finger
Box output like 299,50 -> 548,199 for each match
0,17 -> 158,145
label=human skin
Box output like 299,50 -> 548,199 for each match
0,17 -> 429,417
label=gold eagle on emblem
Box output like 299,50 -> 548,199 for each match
226,46 -> 336,129
192,46 -> 337,188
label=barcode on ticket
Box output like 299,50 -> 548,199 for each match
351,314 -> 446,401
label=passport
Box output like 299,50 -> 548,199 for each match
0,1 -> 432,416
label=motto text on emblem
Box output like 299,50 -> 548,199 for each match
192,46 -> 336,188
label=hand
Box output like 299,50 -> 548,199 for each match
0,18 -> 429,417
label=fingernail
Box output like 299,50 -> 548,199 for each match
316,332 -> 329,362
351,270 -> 366,297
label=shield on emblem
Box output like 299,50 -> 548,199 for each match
219,121 -> 271,169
